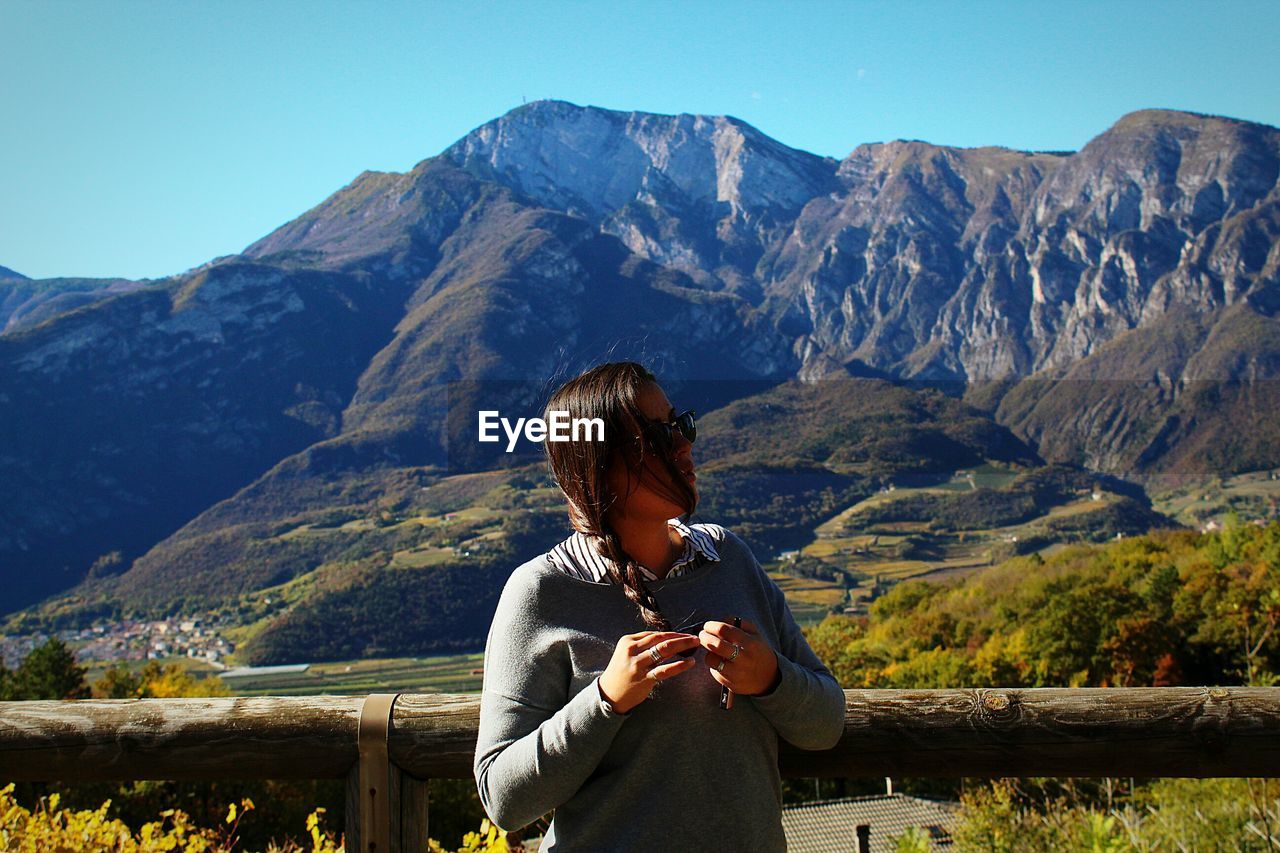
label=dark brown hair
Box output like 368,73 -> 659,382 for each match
543,362 -> 698,629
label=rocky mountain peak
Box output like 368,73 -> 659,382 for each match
444,99 -> 837,220
442,100 -> 839,290
1033,108 -> 1280,235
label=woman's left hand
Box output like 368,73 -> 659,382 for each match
699,619 -> 782,697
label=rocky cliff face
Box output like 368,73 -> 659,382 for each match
776,112 -> 1280,380
766,142 -> 1069,379
1012,111 -> 1280,374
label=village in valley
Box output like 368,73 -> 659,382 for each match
0,614 -> 235,672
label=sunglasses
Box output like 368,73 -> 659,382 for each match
641,410 -> 697,454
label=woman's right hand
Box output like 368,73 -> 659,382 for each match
598,631 -> 700,714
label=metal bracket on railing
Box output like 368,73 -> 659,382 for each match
358,693 -> 401,853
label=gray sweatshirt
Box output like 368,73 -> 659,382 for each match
473,523 -> 847,851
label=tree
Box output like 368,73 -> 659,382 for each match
5,636 -> 90,700
0,662 -> 16,700
133,660 -> 232,698
92,662 -> 146,698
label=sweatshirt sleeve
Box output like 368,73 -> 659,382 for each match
473,564 -> 630,832
731,533 -> 847,750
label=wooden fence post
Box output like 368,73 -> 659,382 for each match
348,693 -> 430,853
394,768 -> 432,851
346,760 -> 431,853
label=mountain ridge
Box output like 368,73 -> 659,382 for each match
2,100 -> 1277,624
237,100 -> 1280,384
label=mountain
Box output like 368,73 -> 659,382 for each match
0,264 -> 405,610
1,277 -> 152,335
983,301 -> 1280,490
769,109 -> 1280,381
246,102 -> 1280,388
2,100 -> 1276,627
239,159 -> 793,478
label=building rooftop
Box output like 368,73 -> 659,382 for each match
781,793 -> 959,852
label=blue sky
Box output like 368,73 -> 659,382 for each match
2,0 -> 1277,280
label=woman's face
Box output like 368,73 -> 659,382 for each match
604,381 -> 696,522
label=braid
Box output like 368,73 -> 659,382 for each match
543,361 -> 695,632
594,528 -> 671,631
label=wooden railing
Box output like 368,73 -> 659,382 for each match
3,687 -> 1279,851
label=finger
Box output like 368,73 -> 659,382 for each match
650,635 -> 702,658
629,630 -> 691,650
703,621 -> 751,645
637,635 -> 698,663
738,619 -> 760,635
638,631 -> 699,648
698,631 -> 743,659
655,633 -> 703,648
639,637 -> 700,669
624,631 -> 660,648
706,651 -> 746,688
649,657 -> 697,681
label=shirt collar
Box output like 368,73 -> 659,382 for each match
549,518 -> 721,584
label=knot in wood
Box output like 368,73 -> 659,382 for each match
984,693 -> 1010,712
976,689 -> 1020,723
1208,688 -> 1229,700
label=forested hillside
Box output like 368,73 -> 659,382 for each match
808,515 -> 1280,689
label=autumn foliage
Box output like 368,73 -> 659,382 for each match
807,516 -> 1280,690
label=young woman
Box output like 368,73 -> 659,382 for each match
473,361 -> 846,851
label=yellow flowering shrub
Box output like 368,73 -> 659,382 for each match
1,782 -> 510,852
440,818 -> 508,853
0,782 -> 221,852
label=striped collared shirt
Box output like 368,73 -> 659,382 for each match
547,518 -> 721,584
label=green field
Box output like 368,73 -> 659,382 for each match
82,652 -> 488,696
768,571 -> 847,625
790,467 -> 1153,614
220,653 -> 486,696
1152,468 -> 1280,527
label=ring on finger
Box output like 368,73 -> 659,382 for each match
727,643 -> 742,663
649,647 -> 662,664
715,659 -> 727,673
